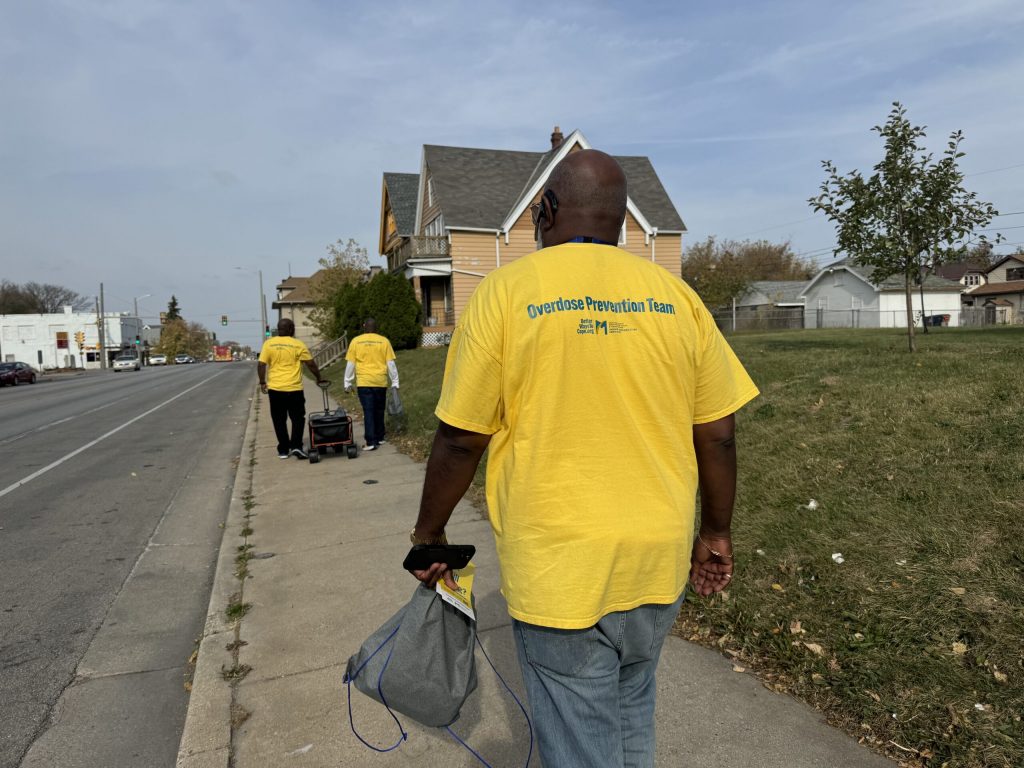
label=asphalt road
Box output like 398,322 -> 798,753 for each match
0,362 -> 255,768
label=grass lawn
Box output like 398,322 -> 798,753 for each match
323,327 -> 1023,768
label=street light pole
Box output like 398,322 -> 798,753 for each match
259,270 -> 268,337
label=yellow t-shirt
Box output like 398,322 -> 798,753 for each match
435,243 -> 759,629
258,336 -> 312,392
345,333 -> 396,387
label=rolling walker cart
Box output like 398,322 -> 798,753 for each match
307,381 -> 357,463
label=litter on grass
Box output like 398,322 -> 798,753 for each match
805,499 -> 819,511
831,553 -> 845,564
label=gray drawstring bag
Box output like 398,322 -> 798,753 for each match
387,386 -> 404,417
345,583 -> 477,730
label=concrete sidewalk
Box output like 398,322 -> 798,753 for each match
176,378 -> 895,768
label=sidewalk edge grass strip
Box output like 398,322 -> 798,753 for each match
325,328 -> 1024,768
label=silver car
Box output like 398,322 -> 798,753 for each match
113,355 -> 141,371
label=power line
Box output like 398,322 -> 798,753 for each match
977,224 -> 1024,232
732,215 -> 821,238
993,211 -> 1024,217
966,162 -> 1024,177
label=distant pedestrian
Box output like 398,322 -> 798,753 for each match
408,150 -> 759,767
257,318 -> 324,460
344,318 -> 399,451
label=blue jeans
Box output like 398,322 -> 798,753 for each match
513,592 -> 685,768
356,386 -> 387,446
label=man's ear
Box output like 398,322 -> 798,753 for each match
539,196 -> 555,232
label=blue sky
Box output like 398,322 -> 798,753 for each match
2,0 -> 1023,347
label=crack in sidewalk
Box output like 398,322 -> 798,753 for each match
221,396 -> 260,766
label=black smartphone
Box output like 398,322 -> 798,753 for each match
403,544 -> 475,571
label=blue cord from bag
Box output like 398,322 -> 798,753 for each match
444,635 -> 534,768
343,623 -> 408,752
346,625 -> 533,766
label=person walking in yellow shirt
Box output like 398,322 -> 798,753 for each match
257,319 -> 324,460
343,318 -> 399,452
408,150 -> 758,768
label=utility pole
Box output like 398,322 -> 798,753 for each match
97,288 -> 107,369
258,269 -> 268,338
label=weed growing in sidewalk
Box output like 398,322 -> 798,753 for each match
225,598 -> 251,622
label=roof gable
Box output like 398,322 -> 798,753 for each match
986,254 -> 1024,273
804,258 -> 962,294
409,129 -> 685,236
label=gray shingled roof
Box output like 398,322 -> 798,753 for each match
747,280 -> 807,304
423,145 -> 541,231
383,172 -> 419,236
616,156 -> 686,231
421,143 -> 686,233
831,259 -> 963,292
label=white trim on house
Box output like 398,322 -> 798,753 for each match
498,130 -> 656,240
448,226 -> 502,233
413,149 -> 428,235
404,262 -> 453,279
801,263 -> 878,297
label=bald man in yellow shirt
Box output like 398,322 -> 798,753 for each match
257,318 -> 324,460
408,151 -> 758,768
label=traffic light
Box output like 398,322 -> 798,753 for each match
74,331 -> 85,346
135,335 -> 141,346
221,315 -> 228,326
264,325 -> 271,338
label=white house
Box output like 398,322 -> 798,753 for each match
801,259 -> 964,329
0,307 -> 144,370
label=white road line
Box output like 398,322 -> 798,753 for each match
0,397 -> 130,446
0,371 -> 228,500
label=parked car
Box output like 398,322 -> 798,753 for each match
113,355 -> 141,372
174,354 -> 195,364
149,354 -> 167,366
0,361 -> 37,386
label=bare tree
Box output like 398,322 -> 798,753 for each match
0,281 -> 87,313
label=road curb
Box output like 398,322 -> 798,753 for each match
175,387 -> 260,768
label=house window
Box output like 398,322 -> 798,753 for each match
817,297 -> 828,310
965,274 -> 980,286
1007,267 -> 1024,281
851,297 -> 862,310
832,270 -> 844,287
427,178 -> 435,207
424,214 -> 445,237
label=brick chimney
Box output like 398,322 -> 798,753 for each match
550,125 -> 564,150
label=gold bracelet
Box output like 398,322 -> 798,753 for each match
698,534 -> 733,562
410,527 -> 448,545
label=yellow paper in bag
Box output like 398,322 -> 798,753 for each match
436,561 -> 476,621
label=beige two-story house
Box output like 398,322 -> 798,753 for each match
964,253 -> 1024,324
379,127 -> 687,345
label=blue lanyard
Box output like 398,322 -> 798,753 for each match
568,236 -> 617,245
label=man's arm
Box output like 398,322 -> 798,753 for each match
387,360 -> 399,388
257,361 -> 268,394
343,361 -> 356,390
302,359 -> 324,382
690,414 -> 737,596
411,420 -> 491,588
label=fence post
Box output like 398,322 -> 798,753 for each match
731,297 -> 736,333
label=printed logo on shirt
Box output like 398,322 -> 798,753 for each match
576,318 -> 639,335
